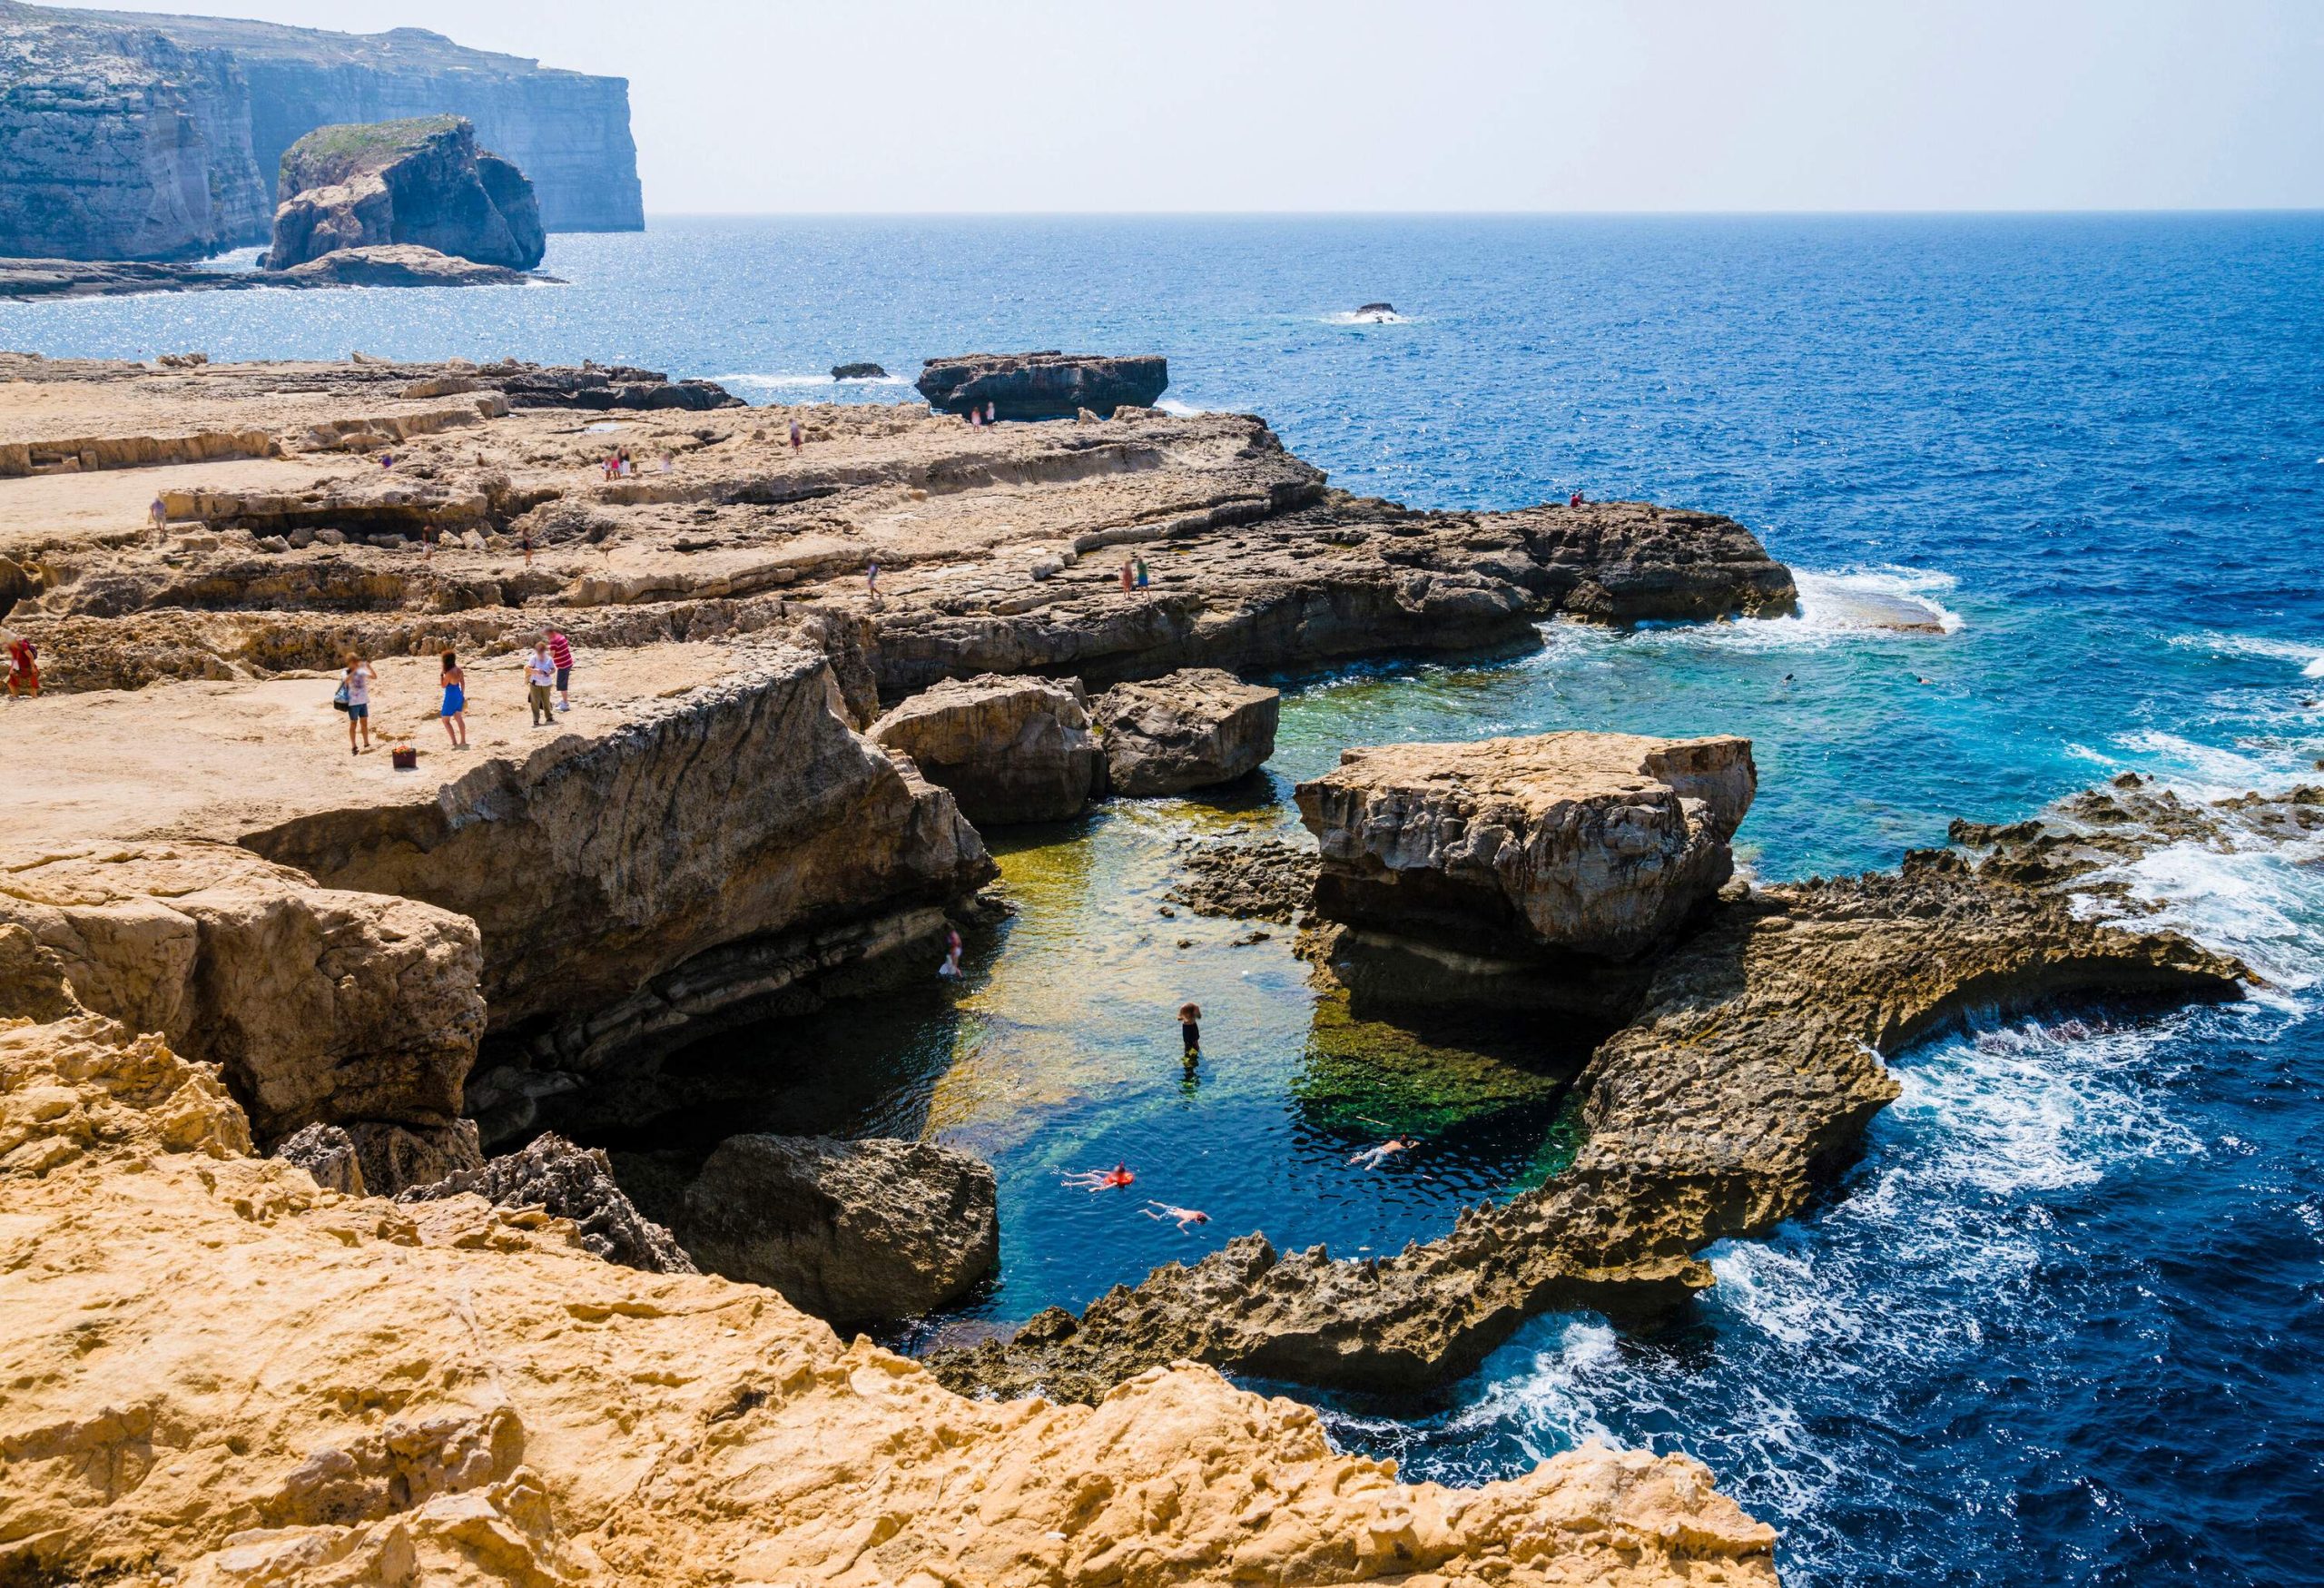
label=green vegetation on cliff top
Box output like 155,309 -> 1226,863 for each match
279,114 -> 464,181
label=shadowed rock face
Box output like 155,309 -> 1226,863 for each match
264,114 -> 546,271
918,351 -> 1169,419
1298,732 -> 1758,963
672,1134 -> 1000,1323
1094,668 -> 1280,795
927,854 -> 2252,1404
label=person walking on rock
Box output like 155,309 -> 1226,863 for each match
340,651 -> 374,754
545,629 -> 575,712
148,495 -> 166,532
526,641 -> 556,726
438,649 -> 468,747
5,631 -> 37,699
866,559 -> 881,606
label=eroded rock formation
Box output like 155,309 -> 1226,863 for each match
918,350 -> 1170,419
1095,667 -> 1281,794
675,1133 -> 1000,1321
399,1129 -> 695,1274
264,114 -> 546,271
929,856 -> 2252,1403
1299,733 -> 1757,978
1,992 -> 1783,1587
868,674 -> 1104,824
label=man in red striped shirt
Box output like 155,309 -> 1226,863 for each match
544,629 -> 575,713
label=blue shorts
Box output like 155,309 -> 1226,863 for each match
555,666 -> 570,691
347,702 -> 369,721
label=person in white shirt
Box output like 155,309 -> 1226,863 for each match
525,643 -> 556,726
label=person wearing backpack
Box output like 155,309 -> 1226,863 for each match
338,652 -> 375,753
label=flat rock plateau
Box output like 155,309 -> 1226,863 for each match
0,348 -> 2259,1585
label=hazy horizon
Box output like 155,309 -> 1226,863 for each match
37,0 -> 2324,214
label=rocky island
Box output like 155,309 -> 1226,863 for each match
0,345 -> 2271,1583
0,2 -> 638,261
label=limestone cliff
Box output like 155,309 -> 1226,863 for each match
0,5 -> 269,260
0,3 -> 638,258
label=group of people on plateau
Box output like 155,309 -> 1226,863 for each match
1117,554 -> 1152,592
332,630 -> 576,755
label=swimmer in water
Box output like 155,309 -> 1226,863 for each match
1347,1139 -> 1413,1170
1060,1163 -> 1136,1191
1142,1200 -> 1210,1231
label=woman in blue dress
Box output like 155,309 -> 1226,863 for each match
438,649 -> 468,748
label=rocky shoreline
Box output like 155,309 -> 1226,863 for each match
2,347 -> 2277,1583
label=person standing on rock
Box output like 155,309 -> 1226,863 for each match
438,650 -> 468,748
5,631 -> 37,700
546,629 -> 575,712
525,640 -> 556,726
1134,554 -> 1150,589
148,495 -> 167,533
984,399 -> 997,426
789,418 -> 803,453
1119,557 -> 1136,593
340,651 -> 374,753
866,559 -> 882,606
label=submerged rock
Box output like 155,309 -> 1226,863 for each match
1166,837 -> 1320,923
677,1134 -> 999,1321
264,114 -> 546,271
917,350 -> 1168,419
400,1131 -> 695,1274
1094,668 -> 1280,795
868,674 -> 1102,824
1297,732 -> 1757,963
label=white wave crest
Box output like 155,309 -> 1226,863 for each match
1323,310 -> 1415,325
1154,398 -> 1208,417
2166,630 -> 2324,676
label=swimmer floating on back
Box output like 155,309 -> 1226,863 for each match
1142,1200 -> 1210,1231
1060,1163 -> 1136,1191
1347,1139 -> 1413,1170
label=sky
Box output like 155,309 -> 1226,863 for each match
49,0 -> 2324,212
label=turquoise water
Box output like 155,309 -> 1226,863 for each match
15,215 -> 2324,1585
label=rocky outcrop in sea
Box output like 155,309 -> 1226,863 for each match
917,350 -> 1171,419
264,114 -> 545,271
0,3 -> 639,259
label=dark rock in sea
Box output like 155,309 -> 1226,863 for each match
676,1134 -> 1000,1322
491,361 -> 743,410
1354,301 -> 1396,316
399,1130 -> 697,1275
1165,837 -> 1318,924
264,114 -> 546,271
1093,668 -> 1280,796
918,350 -> 1168,420
831,361 -> 888,380
268,1120 -> 366,1196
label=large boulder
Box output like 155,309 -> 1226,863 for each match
263,115 -> 547,271
677,1134 -> 1000,1322
399,1132 -> 696,1275
917,351 -> 1167,419
868,674 -> 1101,824
0,843 -> 486,1147
1095,669 -> 1280,795
1295,733 -> 1756,963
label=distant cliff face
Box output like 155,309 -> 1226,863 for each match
265,115 -> 547,271
0,4 -> 639,261
0,10 -> 271,259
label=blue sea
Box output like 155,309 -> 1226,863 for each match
15,215 -> 2324,1585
